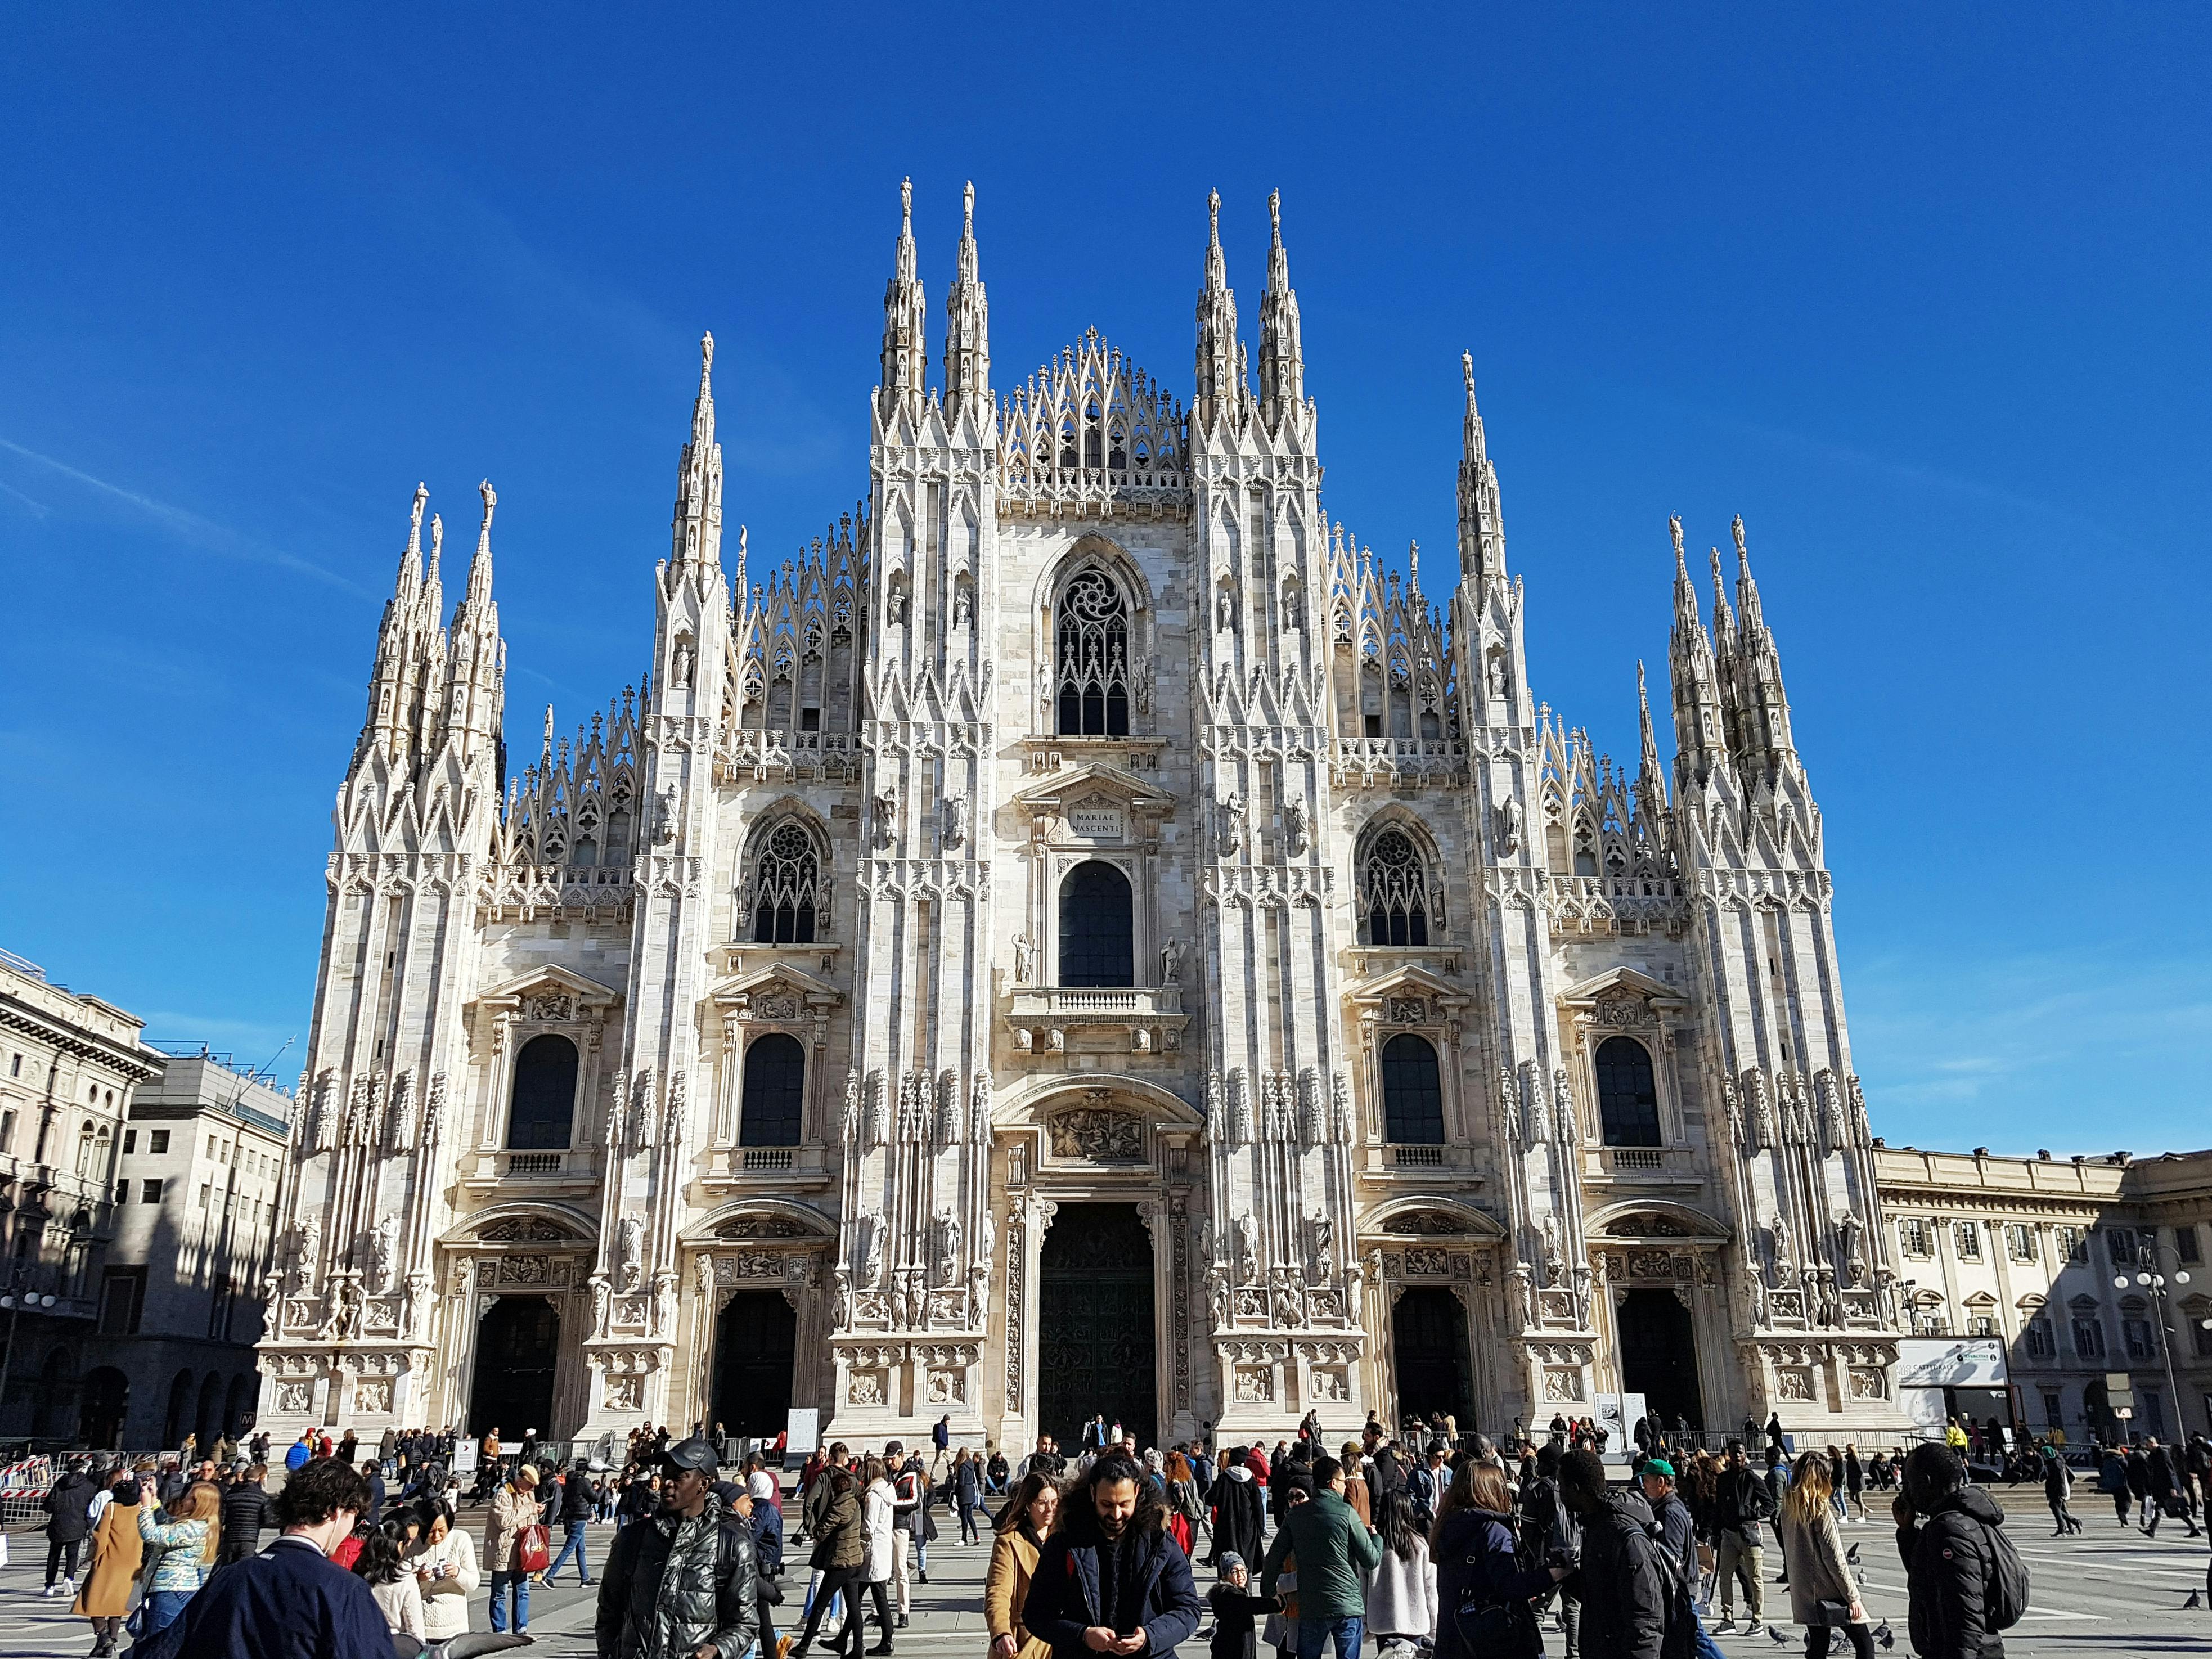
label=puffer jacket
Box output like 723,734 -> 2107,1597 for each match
220,1480 -> 272,1550
595,1494 -> 759,1659
43,1472 -> 97,1542
1896,1485 -> 2009,1659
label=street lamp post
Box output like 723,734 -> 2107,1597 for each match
0,1269 -> 60,1433
2114,1240 -> 2209,1438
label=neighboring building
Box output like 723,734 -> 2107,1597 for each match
262,186 -> 1913,1453
80,1045 -> 294,1450
1874,1143 -> 2212,1443
0,949 -> 155,1442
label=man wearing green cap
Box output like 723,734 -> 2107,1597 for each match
1639,1459 -> 1697,1591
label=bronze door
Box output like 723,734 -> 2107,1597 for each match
1037,1202 -> 1156,1448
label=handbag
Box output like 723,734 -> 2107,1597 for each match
1807,1598 -> 1853,1626
515,1522 -> 551,1573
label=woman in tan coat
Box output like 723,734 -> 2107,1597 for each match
483,1464 -> 542,1634
74,1476 -> 143,1657
1778,1450 -> 1873,1659
985,1469 -> 1061,1659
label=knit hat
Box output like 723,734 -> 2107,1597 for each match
1219,1552 -> 1246,1575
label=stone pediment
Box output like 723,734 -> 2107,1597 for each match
471,965 -> 623,1020
1588,1199 -> 1732,1243
1009,763 -> 1175,838
1559,966 -> 1688,1020
1358,1195 -> 1507,1240
1343,962 -> 1471,1018
706,962 -> 844,1021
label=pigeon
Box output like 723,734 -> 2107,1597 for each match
2187,1588 -> 2204,1610
1846,1543 -> 1862,1564
1768,1629 -> 1791,1645
1877,1625 -> 1895,1651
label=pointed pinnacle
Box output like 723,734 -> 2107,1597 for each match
1269,188 -> 1282,245
700,330 -> 715,390
963,179 -> 975,236
408,483 -> 428,552
1208,187 -> 1221,247
1668,512 -> 1685,564
427,513 -> 443,581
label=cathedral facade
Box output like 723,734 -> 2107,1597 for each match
258,185 -> 1908,1451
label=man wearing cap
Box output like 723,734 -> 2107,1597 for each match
597,1436 -> 761,1659
1638,1458 -> 1696,1588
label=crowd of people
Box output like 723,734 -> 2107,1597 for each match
39,1402 -> 2212,1658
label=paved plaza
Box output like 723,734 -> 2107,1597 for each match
0,1481 -> 2204,1657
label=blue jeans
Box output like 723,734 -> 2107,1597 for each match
489,1569 -> 530,1631
547,1520 -> 591,1584
142,1589 -> 195,1633
1295,1615 -> 1363,1659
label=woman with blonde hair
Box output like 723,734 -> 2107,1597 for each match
136,1478 -> 222,1632
984,1470 -> 1060,1659
1778,1450 -> 1872,1659
74,1474 -> 143,1656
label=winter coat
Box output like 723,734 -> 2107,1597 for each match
2146,1445 -> 2180,1500
138,1507 -> 214,1592
1359,1534 -> 1437,1639
1711,1464 -> 1775,1549
1261,1489 -> 1382,1621
43,1472 -> 97,1542
594,1492 -> 760,1659
411,1525 -> 480,1643
1779,1503 -> 1860,1626
2125,1450 -> 2149,1498
2042,1458 -> 2074,1502
862,1477 -> 897,1581
1207,1584 -> 1275,1659
370,1573 -> 426,1639
221,1478 -> 272,1548
1570,1493 -> 1664,1659
484,1481 -> 542,1573
560,1472 -> 599,1523
810,1489 -> 865,1572
2097,1453 -> 2129,1495
957,1461 -> 982,1508
1430,1507 -> 1555,1659
73,1499 -> 143,1617
1023,1513 -> 1203,1659
1895,1485 -> 2009,1659
986,1524 -> 1051,1659
1208,1466 -> 1265,1567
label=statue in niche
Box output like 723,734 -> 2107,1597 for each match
1836,1212 -> 1867,1285
1283,799 -> 1309,856
591,1275 -> 612,1337
860,1213 -> 885,1288
402,1270 -> 431,1338
1509,1267 -> 1534,1331
1305,1212 -> 1334,1283
1233,1215 -> 1259,1285
1495,797 -> 1522,856
842,1071 -> 862,1147
1487,651 -> 1509,700
873,785 -> 898,849
1541,1216 -> 1565,1287
617,1215 -> 645,1291
291,1216 -> 321,1294
1768,1215 -> 1797,1285
1207,1265 -> 1231,1330
368,1216 -> 398,1294
942,793 -> 966,849
1161,938 -> 1184,983
933,1210 -> 961,1286
1217,587 -> 1236,630
671,639 -> 694,689
652,785 -> 678,845
1013,933 -> 1037,984
651,1271 -> 675,1336
1217,793 -> 1245,857
977,1207 -> 995,1274
953,585 -> 972,626
887,582 -> 907,624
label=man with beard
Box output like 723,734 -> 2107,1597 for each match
1024,1453 -> 1203,1659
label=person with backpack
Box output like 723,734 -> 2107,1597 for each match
1707,1441 -> 1773,1636
594,1436 -> 761,1659
1892,1442 -> 2023,1659
1778,1451 -> 1872,1659
1431,1458 -> 1570,1659
1557,1449 -> 1671,1659
1518,1442 -> 1582,1656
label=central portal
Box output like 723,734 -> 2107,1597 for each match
1037,1202 -> 1156,1449
1616,1288 -> 1704,1429
712,1291 -> 798,1437
469,1297 -> 560,1439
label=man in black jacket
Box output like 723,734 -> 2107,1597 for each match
597,1437 -> 760,1659
550,1460 -> 601,1585
1558,1449 -> 1664,1659
1893,1442 -> 2010,1659
41,1461 -> 96,1597
219,1464 -> 275,1565
1709,1441 -> 1774,1635
1024,1454 -> 1203,1659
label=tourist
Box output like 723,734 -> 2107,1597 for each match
1163,1451 -> 1203,1557
1709,1440 -> 1774,1635
955,1449 -> 984,1545
985,1469 -> 1060,1659
790,1465 -> 866,1659
484,1460 -> 543,1633
1892,1442 -> 2015,1659
547,1458 -> 599,1585
2098,1444 -> 2132,1525
595,1436 -> 761,1659
2042,1446 -> 2081,1535
413,1498 -> 480,1646
1557,1449 -> 1664,1659
892,1442 -> 930,1610
353,1525 -> 425,1640
987,1446 -> 1011,1495
1208,1445 -> 1265,1569
863,1453 -> 901,1651
73,1473 -> 143,1657
39,1458 -> 97,1599
1022,1453 -> 1202,1659
1207,1553 -> 1277,1659
1260,1455 -> 1381,1659
173,1458 -> 392,1659
1779,1451 -> 1872,1659
1431,1459 -> 1568,1659
137,1478 -> 223,1631
1359,1487 -> 1435,1659
1516,1443 -> 1581,1653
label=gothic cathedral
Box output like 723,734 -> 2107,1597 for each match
259,184 -> 1907,1450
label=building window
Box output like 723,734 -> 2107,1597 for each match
1969,1314 -> 1999,1338
1380,1034 -> 1445,1144
1900,1216 -> 1931,1257
2108,1228 -> 2137,1266
2040,1389 -> 2063,1427
1357,829 -> 1435,947
6,1054 -> 16,1076
0,1109 -> 12,1154
97,1268 -> 143,1336
197,1184 -> 211,1210
2025,1317 -> 2056,1359
2006,1224 -> 2037,1263
2124,1315 -> 2154,1361
1058,862 -> 1134,987
2056,1225 -> 2086,1264
1054,567 -> 1131,736
1594,1037 -> 1662,1148
2192,1311 -> 2212,1360
149,1130 -> 169,1155
141,1179 -> 162,1204
114,1183 -> 128,1204
122,1129 -> 136,1156
750,821 -> 827,944
506,1033 -> 579,1150
2177,1226 -> 2201,1265
1954,1221 -> 1981,1261
738,1033 -> 806,1148
2071,1305 -> 2106,1359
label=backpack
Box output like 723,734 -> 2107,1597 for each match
1644,1531 -> 1701,1659
1451,1517 -> 1542,1659
1977,1517 -> 2030,1632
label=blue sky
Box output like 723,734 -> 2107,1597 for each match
3,7 -> 2206,1153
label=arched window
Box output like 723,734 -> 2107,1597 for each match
507,1033 -> 579,1150
1059,862 -> 1134,987
739,1034 -> 806,1148
1055,569 -> 1131,736
1594,1036 -> 1661,1148
1358,829 -> 1435,946
1381,1034 -> 1445,1144
751,821 -> 826,943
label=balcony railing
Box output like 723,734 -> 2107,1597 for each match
1389,1145 -> 1446,1168
1006,984 -> 1188,1055
740,1148 -> 795,1172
